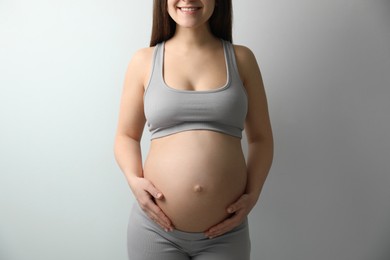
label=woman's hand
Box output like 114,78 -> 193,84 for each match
204,193 -> 258,239
129,177 -> 174,232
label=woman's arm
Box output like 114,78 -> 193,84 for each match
241,45 -> 274,205
205,45 -> 274,238
114,48 -> 173,232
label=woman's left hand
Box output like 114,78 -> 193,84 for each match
204,193 -> 258,239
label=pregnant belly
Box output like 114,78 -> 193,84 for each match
143,131 -> 247,232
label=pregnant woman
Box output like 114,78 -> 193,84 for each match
114,0 -> 273,259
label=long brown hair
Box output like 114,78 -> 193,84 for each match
150,0 -> 233,46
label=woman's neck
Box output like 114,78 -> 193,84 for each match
169,24 -> 218,48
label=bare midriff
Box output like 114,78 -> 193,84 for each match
143,130 -> 247,232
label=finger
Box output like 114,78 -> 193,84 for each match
153,215 -> 173,232
151,214 -> 172,232
139,197 -> 173,231
205,213 -> 244,238
147,210 -> 170,231
205,218 -> 235,238
227,194 -> 248,213
145,181 -> 164,200
149,203 -> 174,230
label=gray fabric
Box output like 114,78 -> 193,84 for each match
127,203 -> 251,260
144,40 -> 248,140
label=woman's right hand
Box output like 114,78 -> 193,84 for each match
129,177 -> 174,232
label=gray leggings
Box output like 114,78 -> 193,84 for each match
127,203 -> 251,260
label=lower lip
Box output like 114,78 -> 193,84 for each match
178,7 -> 201,15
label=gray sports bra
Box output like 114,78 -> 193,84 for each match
144,40 -> 248,140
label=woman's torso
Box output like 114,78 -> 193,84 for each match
144,131 -> 247,232
143,39 -> 248,232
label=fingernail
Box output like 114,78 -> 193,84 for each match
156,193 -> 162,198
227,208 -> 233,213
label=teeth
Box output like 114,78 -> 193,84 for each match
180,7 -> 198,11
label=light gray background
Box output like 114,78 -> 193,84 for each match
1,1 -> 389,260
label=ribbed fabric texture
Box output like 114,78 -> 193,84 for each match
144,40 -> 248,140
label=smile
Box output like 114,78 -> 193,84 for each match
178,7 -> 202,13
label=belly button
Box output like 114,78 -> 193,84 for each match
193,184 -> 204,193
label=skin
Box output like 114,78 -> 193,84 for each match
114,0 -> 273,238
144,132 -> 248,232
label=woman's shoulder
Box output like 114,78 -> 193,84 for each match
124,46 -> 157,88
232,44 -> 257,64
130,46 -> 156,67
127,46 -> 156,77
231,44 -> 260,83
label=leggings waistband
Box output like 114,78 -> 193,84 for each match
133,202 -> 248,241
